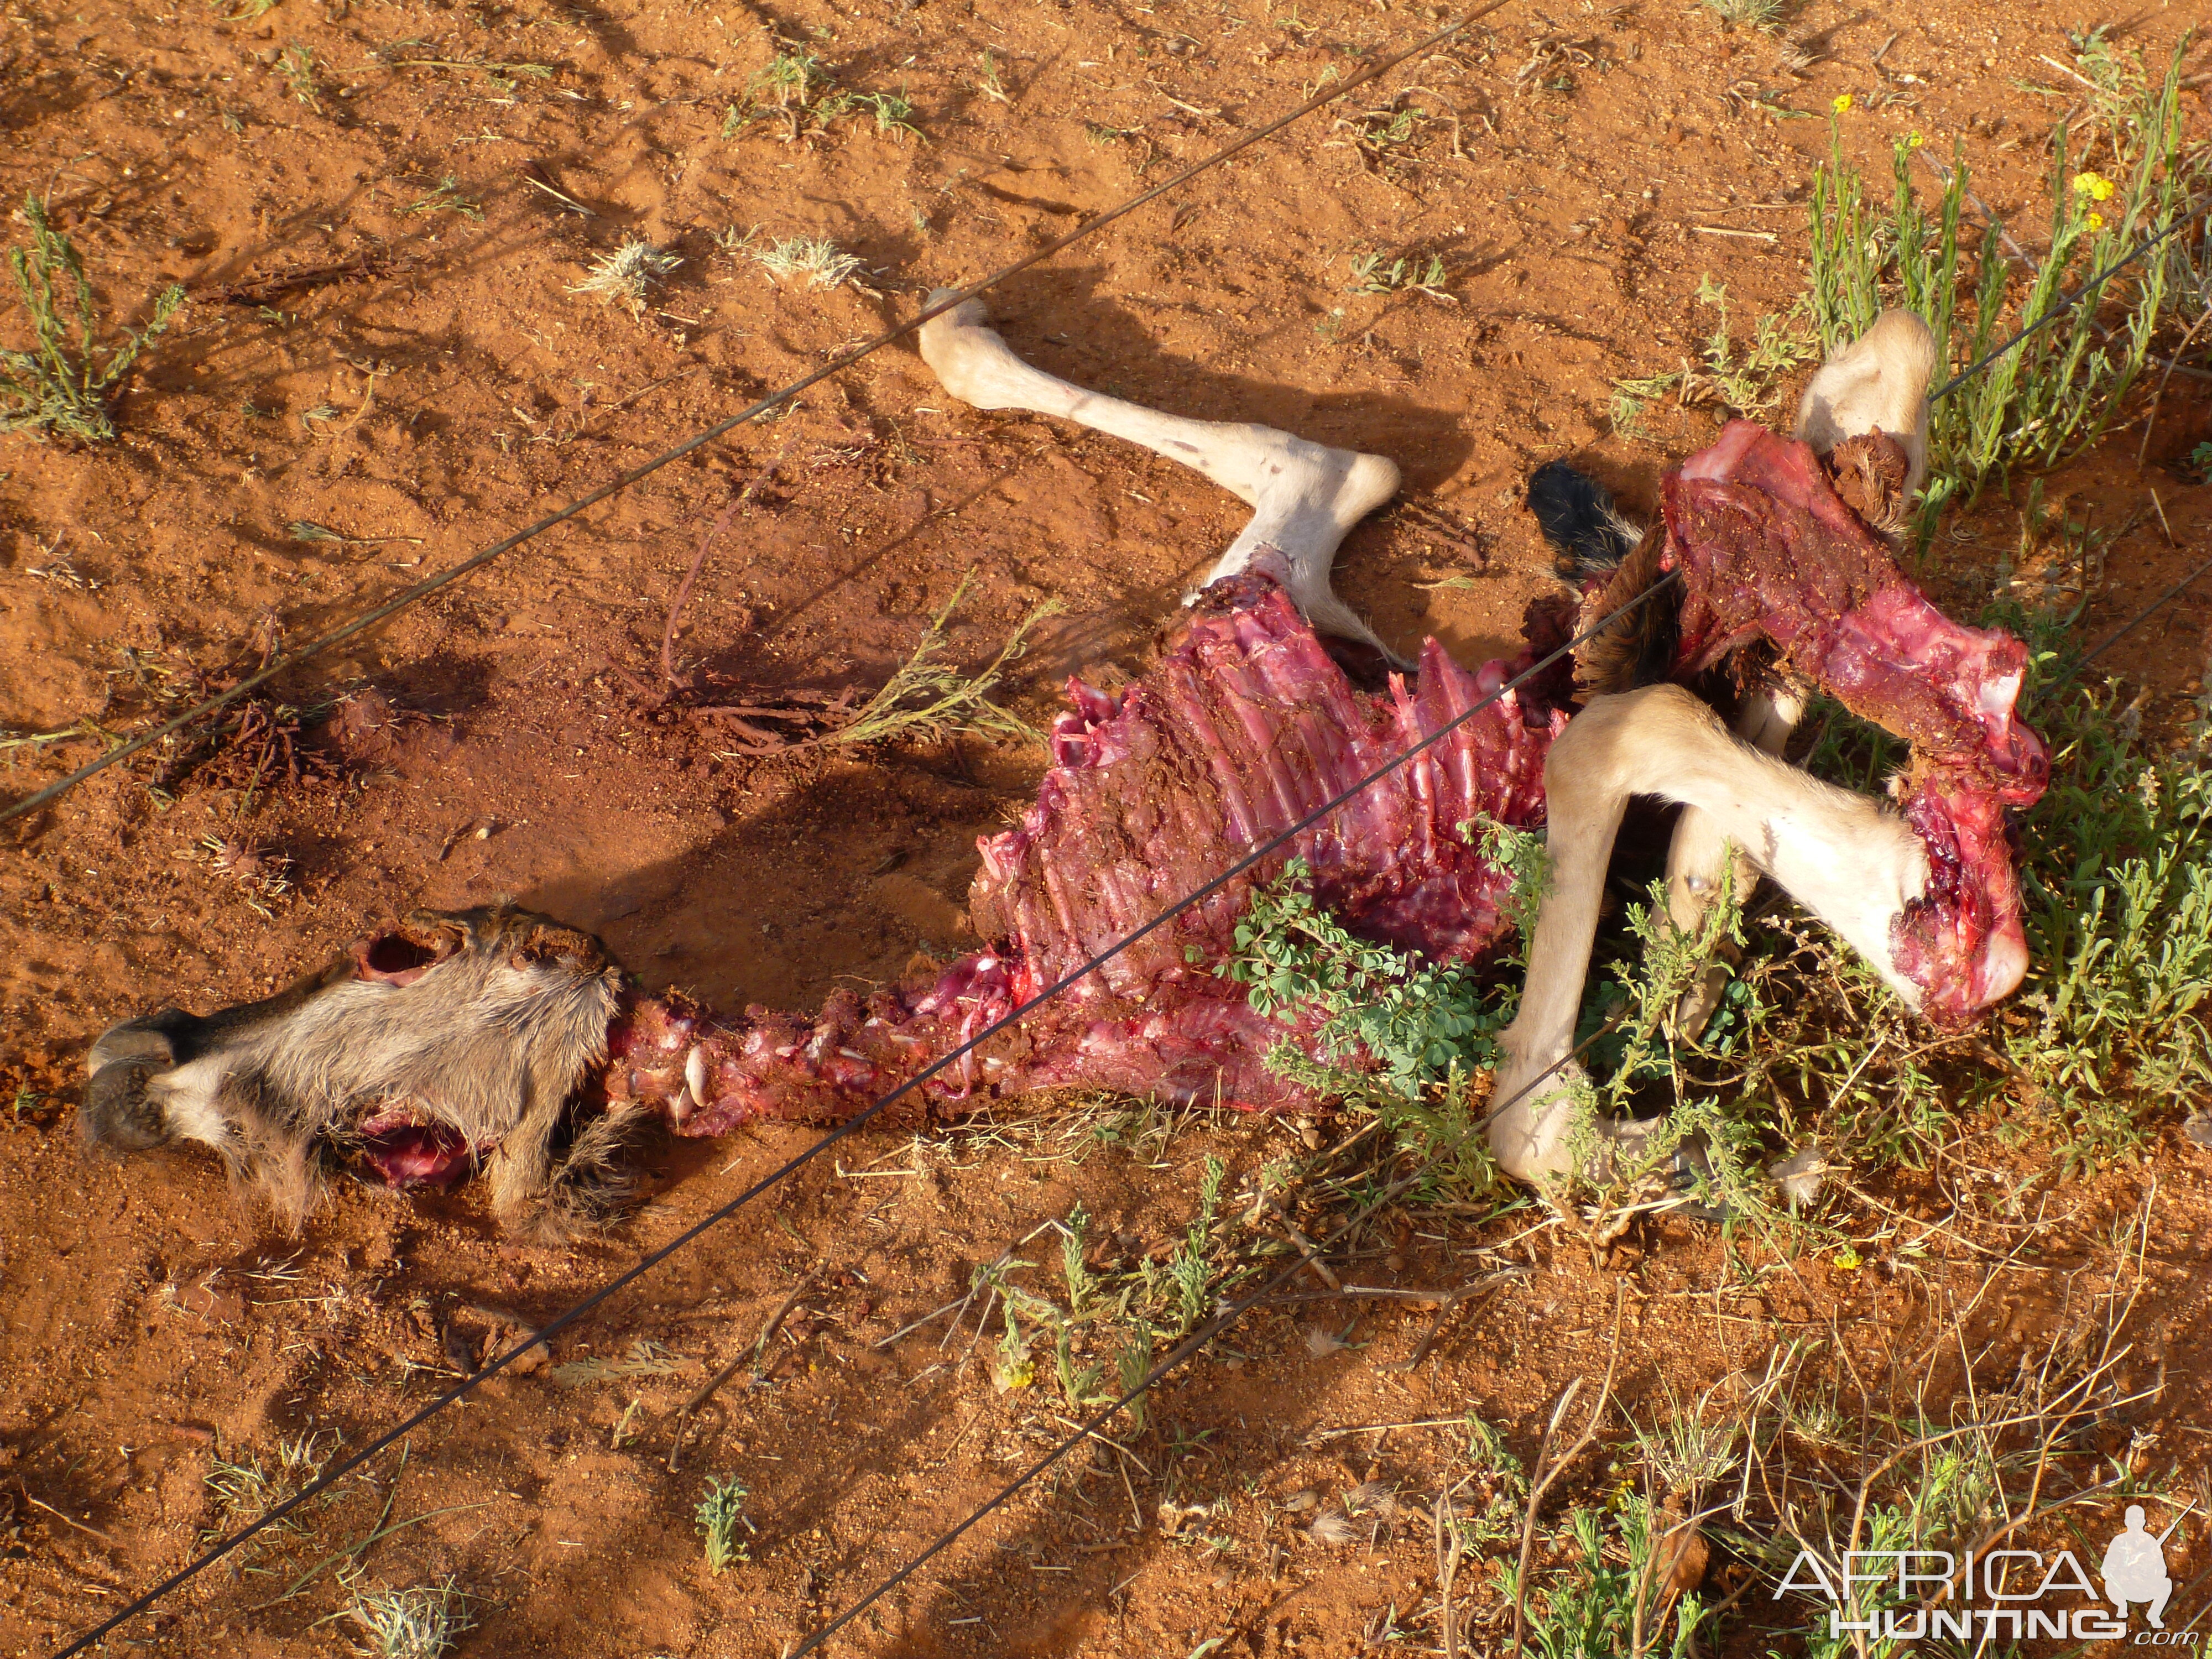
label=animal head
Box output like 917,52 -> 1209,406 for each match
84,906 -> 622,1227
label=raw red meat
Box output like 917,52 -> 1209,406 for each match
594,426 -> 2047,1136
1662,420 -> 2046,1025
604,557 -> 1568,1133
353,1112 -> 486,1190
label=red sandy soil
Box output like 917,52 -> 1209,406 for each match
2,0 -> 2210,1654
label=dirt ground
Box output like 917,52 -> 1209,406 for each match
3,0 -> 2211,1653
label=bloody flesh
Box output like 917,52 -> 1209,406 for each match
602,561 -> 1569,1134
416,422 -> 2049,1173
1662,420 -> 2046,1024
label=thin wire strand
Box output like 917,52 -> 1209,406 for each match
0,0 -> 1509,832
1929,202 -> 2208,401
48,559 -> 1676,1659
2040,542 -> 2212,703
1940,200 -> 2212,708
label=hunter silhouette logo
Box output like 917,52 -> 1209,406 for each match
2105,1507 -> 2178,1630
1776,1507 -> 2198,1645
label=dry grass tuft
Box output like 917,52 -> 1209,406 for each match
748,234 -> 867,291
831,571 -> 1057,749
346,1579 -> 473,1658
1698,0 -> 1782,30
569,238 -> 682,316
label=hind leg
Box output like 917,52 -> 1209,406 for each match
487,1097 -> 642,1240
486,1092 -> 565,1230
1663,685 -> 1804,1032
1490,686 -> 1928,1186
487,1035 -> 647,1238
919,293 -> 1404,661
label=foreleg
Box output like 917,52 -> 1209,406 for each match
1662,683 -> 1806,1031
919,293 -> 1403,660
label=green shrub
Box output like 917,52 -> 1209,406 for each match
2,195 -> 183,442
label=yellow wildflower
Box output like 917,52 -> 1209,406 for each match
1832,93 -> 1854,113
1833,1245 -> 1864,1271
2072,169 -> 2116,202
2087,211 -> 2106,231
1907,131 -> 1924,148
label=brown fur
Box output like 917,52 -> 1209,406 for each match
84,905 -> 625,1234
1574,524 -> 1672,698
1824,431 -> 1913,535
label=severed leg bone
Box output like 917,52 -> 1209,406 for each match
1662,309 -> 1937,1031
1794,308 -> 1937,507
919,292 -> 1405,661
1488,684 -> 1931,1185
